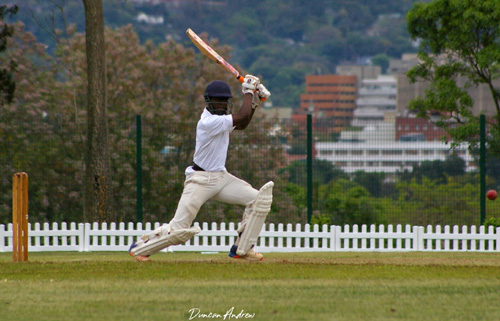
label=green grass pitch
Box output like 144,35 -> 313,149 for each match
1,251 -> 500,321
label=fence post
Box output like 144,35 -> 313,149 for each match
0,224 -> 4,252
78,223 -> 85,252
496,227 -> 500,252
329,225 -> 335,251
83,223 -> 91,252
413,226 -> 424,251
335,226 -> 341,251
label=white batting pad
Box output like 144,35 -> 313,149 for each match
131,225 -> 201,257
236,181 -> 274,256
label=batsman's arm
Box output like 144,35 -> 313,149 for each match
232,93 -> 255,130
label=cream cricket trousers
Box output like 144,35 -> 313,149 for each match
168,171 -> 259,231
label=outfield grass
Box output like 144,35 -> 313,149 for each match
1,251 -> 500,321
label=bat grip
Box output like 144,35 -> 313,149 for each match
238,75 -> 267,101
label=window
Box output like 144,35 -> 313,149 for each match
382,161 -> 401,166
382,150 -> 402,155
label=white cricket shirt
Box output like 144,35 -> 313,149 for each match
186,108 -> 235,174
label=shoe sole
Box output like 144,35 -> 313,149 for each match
230,255 -> 264,262
129,245 -> 151,262
134,255 -> 151,262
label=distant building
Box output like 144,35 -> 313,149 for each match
136,13 -> 164,24
316,141 -> 476,174
336,65 -> 381,88
352,75 -> 397,127
339,114 -> 453,143
298,74 -> 357,132
257,106 -> 293,120
387,54 -> 419,75
340,113 -> 396,143
391,53 -> 499,117
396,117 -> 450,142
397,74 -> 500,117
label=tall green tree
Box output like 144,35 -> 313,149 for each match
281,159 -> 348,186
316,179 -> 386,226
396,176 -> 478,226
0,5 -> 18,104
352,171 -> 386,197
405,155 -> 466,183
371,54 -> 390,74
406,0 -> 500,154
83,0 -> 112,222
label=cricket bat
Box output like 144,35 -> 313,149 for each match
186,28 -> 244,83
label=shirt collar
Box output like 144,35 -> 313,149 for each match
201,108 -> 212,119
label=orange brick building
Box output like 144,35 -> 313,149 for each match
297,75 -> 357,132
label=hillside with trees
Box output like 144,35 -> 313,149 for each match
4,0 -> 418,107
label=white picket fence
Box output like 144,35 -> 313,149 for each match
1,222 -> 500,253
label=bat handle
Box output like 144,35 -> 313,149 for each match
237,74 -> 267,101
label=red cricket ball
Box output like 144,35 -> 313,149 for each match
487,190 -> 497,201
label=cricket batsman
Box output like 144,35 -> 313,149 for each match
129,75 -> 273,262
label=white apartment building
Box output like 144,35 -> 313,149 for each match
340,112 -> 396,143
352,75 -> 397,127
315,141 -> 476,174
339,122 -> 395,142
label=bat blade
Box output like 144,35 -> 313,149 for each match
186,28 -> 244,83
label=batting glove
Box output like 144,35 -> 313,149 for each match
251,84 -> 271,109
257,84 -> 271,100
242,75 -> 260,95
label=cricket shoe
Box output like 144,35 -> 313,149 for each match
128,242 -> 151,262
228,245 -> 264,262
134,255 -> 151,262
